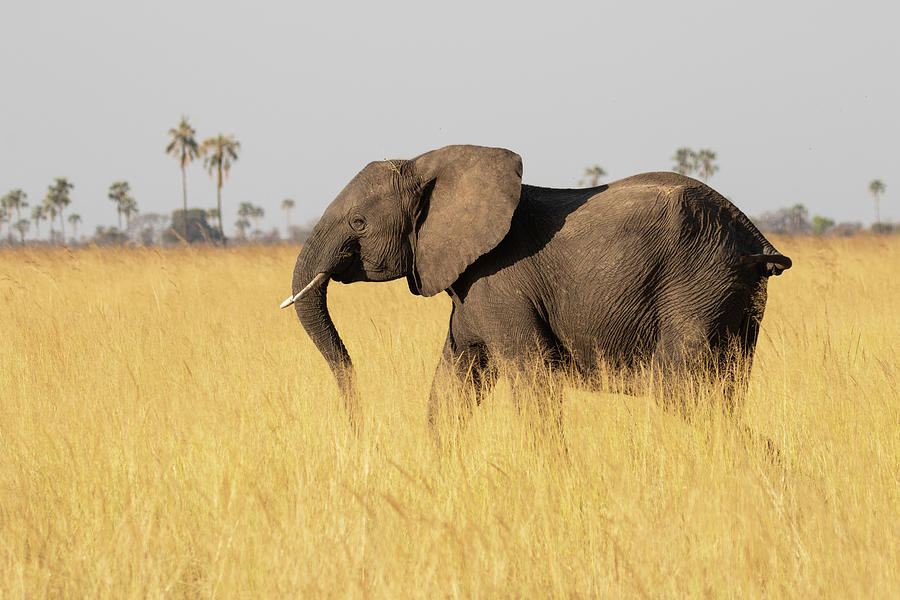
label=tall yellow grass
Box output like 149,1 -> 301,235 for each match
1,237 -> 897,597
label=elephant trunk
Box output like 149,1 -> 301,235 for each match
291,225 -> 354,396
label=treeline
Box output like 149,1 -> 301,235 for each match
0,208 -> 313,248
753,204 -> 894,236
0,179 -> 312,247
91,210 -> 313,247
753,179 -> 893,236
1,139 -> 893,247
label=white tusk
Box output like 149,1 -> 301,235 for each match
279,272 -> 330,309
296,272 -> 330,299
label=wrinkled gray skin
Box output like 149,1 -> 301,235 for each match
289,145 -> 791,425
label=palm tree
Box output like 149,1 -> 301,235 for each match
695,149 -> 719,182
2,189 -> 28,220
578,165 -> 607,187
790,204 -> 809,233
200,133 -> 240,242
672,147 -> 697,176
869,179 -> 886,224
121,196 -> 138,230
46,178 -> 73,242
108,181 -> 133,229
0,193 -> 11,228
67,214 -> 82,239
250,205 -> 264,231
1,214 -> 11,243
234,218 -> 250,239
43,194 -> 58,241
166,116 -> 200,239
14,219 -> 29,244
0,197 -> 8,233
31,205 -> 47,239
281,198 -> 295,232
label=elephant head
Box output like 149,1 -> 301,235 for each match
281,145 -> 523,390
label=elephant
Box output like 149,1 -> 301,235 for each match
281,144 -> 791,428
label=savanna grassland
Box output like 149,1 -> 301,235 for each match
1,237 -> 897,598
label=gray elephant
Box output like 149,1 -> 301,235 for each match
281,145 -> 791,425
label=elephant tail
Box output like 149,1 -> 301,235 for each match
740,253 -> 792,276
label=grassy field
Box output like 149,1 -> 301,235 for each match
1,237 -> 897,597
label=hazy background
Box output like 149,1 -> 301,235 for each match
1,0 -> 897,237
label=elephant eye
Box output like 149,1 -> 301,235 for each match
350,216 -> 366,232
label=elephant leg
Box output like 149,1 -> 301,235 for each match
652,319 -> 717,417
492,323 -> 568,452
514,356 -> 568,452
654,301 -> 762,419
709,280 -> 768,417
724,282 -> 767,416
427,330 -> 493,447
717,311 -> 760,417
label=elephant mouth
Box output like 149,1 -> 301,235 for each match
279,261 -> 389,309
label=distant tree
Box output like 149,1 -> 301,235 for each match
671,147 -> 697,176
869,179 -> 886,224
755,206 -> 812,235
200,133 -> 240,243
695,149 -> 719,182
812,215 -> 835,235
790,204 -> 808,232
1,215 -> 11,243
237,202 -> 253,224
163,209 -> 222,244
754,209 -> 786,234
1,195 -> 10,231
129,212 -> 169,245
67,213 -> 82,239
254,227 -> 282,244
92,225 -> 128,246
234,218 -> 251,239
237,202 -> 252,238
579,165 -> 607,187
281,198 -> 295,231
165,116 -> 200,240
250,205 -> 264,230
830,222 -> 863,237
31,204 -> 47,239
108,181 -> 134,229
121,196 -> 138,229
14,219 -> 30,243
43,194 -> 58,241
45,178 -> 73,242
2,189 -> 28,220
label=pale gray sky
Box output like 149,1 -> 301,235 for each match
2,0 -> 897,238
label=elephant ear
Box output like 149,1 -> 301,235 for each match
409,145 -> 523,297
